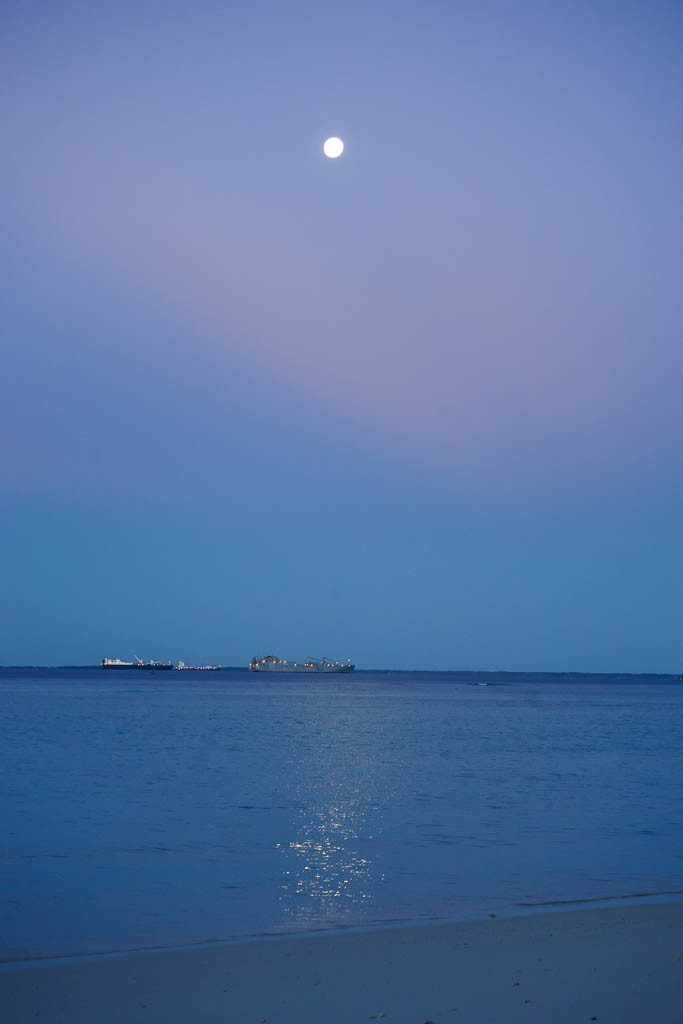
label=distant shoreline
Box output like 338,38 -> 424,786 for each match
0,665 -> 679,680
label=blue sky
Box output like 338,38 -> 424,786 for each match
2,1 -> 682,669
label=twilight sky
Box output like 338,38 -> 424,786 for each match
2,1 -> 682,670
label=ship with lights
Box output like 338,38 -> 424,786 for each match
175,661 -> 221,671
248,655 -> 355,673
101,656 -> 174,671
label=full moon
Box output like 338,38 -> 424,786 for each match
323,136 -> 344,159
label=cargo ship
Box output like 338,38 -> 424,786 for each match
101,656 -> 174,671
249,655 -> 355,673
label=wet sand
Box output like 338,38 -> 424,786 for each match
2,900 -> 682,1023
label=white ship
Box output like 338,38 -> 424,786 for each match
175,661 -> 221,671
101,656 -> 174,671
249,655 -> 355,673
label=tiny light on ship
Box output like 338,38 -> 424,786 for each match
323,136 -> 344,159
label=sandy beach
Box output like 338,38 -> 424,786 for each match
2,900 -> 682,1024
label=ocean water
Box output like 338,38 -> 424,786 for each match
1,668 -> 682,960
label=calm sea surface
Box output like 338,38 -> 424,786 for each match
2,668 -> 682,959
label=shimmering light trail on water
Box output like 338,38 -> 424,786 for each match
1,669 -> 682,958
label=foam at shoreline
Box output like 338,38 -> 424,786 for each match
3,887 -> 683,967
